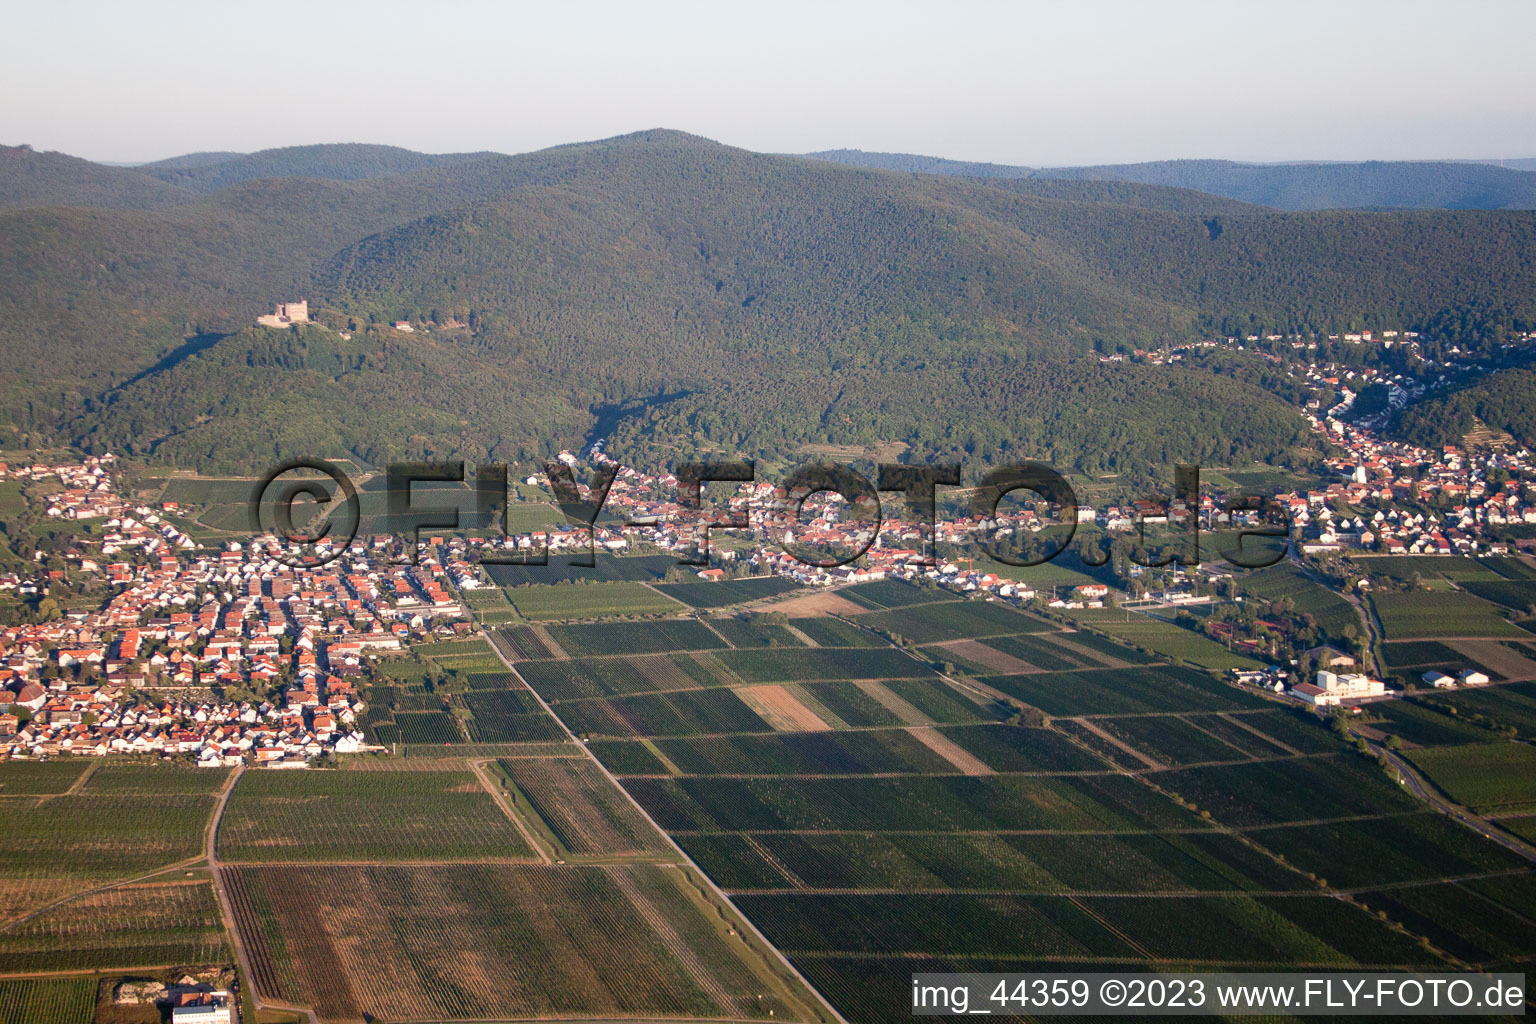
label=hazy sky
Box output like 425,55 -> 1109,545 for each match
8,0 -> 1535,165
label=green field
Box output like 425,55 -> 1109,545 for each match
218,768 -> 536,862
0,977 -> 96,1024
653,576 -> 801,608
1405,742 -> 1536,814
1066,610 -> 1264,671
1372,590 -> 1525,639
503,580 -> 683,619
1234,563 -> 1358,637
854,599 -> 1052,644
543,619 -> 727,656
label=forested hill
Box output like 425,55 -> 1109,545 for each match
5,130 -> 1536,476
130,144 -> 497,193
807,150 -> 1536,211
0,145 -> 188,211
1393,367 -> 1536,449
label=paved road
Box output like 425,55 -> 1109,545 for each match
1366,739 -> 1536,865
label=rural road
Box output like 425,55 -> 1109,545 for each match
206,763 -> 321,1024
484,626 -> 850,1024
1365,739 -> 1536,866
1288,548 -> 1385,675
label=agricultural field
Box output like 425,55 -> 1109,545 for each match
495,757 -> 673,857
507,581 -> 684,619
1247,812 -> 1531,888
654,576 -> 802,608
517,654 -> 714,700
542,619 -> 726,656
1234,562 -> 1359,637
462,691 -> 569,742
0,791 -> 217,920
0,480 -> 25,519
1462,578 -> 1536,613
555,687 -> 772,739
217,768 -> 537,862
1372,590 -> 1524,639
0,758 -> 92,795
83,763 -> 233,794
1065,609 -> 1265,671
853,599 -> 1053,644
1431,681 -> 1536,737
1096,714 -> 1256,766
984,665 -> 1268,716
1404,742 -> 1536,815
1353,880 -> 1536,965
840,579 -> 959,610
0,880 -> 228,973
223,863 -> 828,1022
713,646 -> 927,682
0,978 -> 97,1024
1353,555 -> 1507,584
486,553 -> 677,587
789,616 -> 883,647
1363,699 -> 1501,747
710,615 -> 807,648
159,476 -> 260,506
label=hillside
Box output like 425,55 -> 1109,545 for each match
807,151 -> 1536,211
4,131 -> 1536,477
1393,366 -> 1536,449
0,145 -> 189,212
129,143 -> 495,193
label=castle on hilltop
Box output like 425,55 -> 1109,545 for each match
255,300 -> 309,328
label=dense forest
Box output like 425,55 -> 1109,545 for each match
4,131 -> 1536,476
1393,367 -> 1536,449
808,150 -> 1536,211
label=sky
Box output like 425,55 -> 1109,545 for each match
8,0 -> 1535,165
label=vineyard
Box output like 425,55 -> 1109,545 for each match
623,773 -> 1204,833
505,574 -> 1535,1024
0,880 -> 228,972
711,616 -> 807,648
217,769 -> 537,862
853,600 -> 1054,644
517,653 -> 713,700
1154,755 -> 1421,826
1065,611 -> 1265,671
789,616 -> 882,647
496,757 -> 673,856
986,665 -> 1268,716
0,978 -> 96,1024
544,619 -> 727,656
713,646 -> 926,682
222,863 -> 825,1021
0,759 -> 92,795
82,763 -> 232,795
1355,881 -> 1536,964
557,687 -> 772,738
486,553 -> 677,587
0,793 -> 215,885
841,580 -> 958,610
1404,742 -> 1536,815
1248,812 -> 1531,888
1372,590 -> 1525,639
508,580 -> 685,619
647,729 -> 963,776
654,576 -> 802,608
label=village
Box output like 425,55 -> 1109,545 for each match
3,322 -> 1535,763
